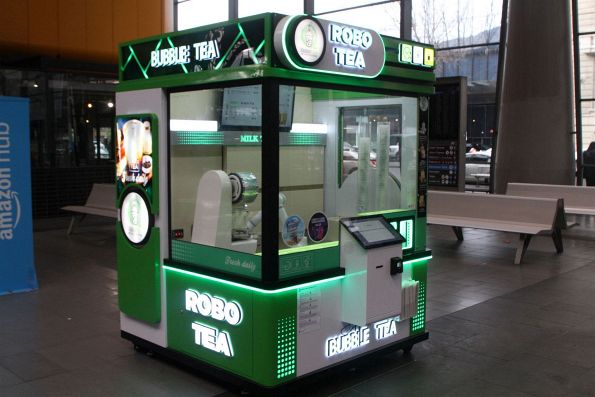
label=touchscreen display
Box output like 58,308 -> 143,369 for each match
352,220 -> 396,243
342,216 -> 404,249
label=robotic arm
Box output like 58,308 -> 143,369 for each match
245,192 -> 288,233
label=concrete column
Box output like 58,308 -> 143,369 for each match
494,0 -> 575,193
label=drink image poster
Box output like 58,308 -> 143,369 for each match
116,115 -> 157,204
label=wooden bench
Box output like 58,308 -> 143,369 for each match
61,183 -> 117,235
506,183 -> 595,216
427,190 -> 565,264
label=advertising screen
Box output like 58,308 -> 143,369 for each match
116,114 -> 158,206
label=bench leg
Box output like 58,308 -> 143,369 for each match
515,234 -> 532,265
67,214 -> 86,235
452,226 -> 464,241
552,228 -> 564,254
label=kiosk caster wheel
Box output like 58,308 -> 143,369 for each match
133,344 -> 154,356
133,344 -> 145,353
402,345 -> 413,355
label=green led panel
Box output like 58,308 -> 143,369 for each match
171,131 -> 224,145
410,280 -> 426,333
390,220 -> 414,251
164,264 -> 344,294
403,255 -> 432,266
171,131 -> 325,146
400,220 -> 413,250
276,316 -> 297,379
285,133 -> 325,146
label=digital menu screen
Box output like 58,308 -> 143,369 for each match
220,85 -> 295,131
428,140 -> 458,187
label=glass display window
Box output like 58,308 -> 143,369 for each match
169,85 -> 263,254
168,81 -> 418,280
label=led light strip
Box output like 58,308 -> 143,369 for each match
403,255 -> 432,265
164,265 -> 344,294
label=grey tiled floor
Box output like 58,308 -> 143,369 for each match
1,215 -> 594,396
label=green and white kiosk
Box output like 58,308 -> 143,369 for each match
116,13 -> 434,388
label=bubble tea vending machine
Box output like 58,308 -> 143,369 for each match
116,13 -> 435,389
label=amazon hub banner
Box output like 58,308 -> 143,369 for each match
0,96 -> 38,295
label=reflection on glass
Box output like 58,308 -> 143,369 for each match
418,1 -> 503,160
0,68 -> 116,168
168,85 -> 418,259
413,0 -> 502,46
339,102 -> 416,214
170,87 -> 263,254
578,0 -> 595,32
582,102 -> 595,152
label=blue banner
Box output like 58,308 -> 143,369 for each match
0,96 -> 38,295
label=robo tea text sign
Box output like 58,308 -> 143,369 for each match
185,289 -> 243,357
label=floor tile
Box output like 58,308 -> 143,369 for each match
442,379 -> 534,397
0,364 -> 23,387
0,352 -> 66,382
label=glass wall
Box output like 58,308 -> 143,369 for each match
412,0 -> 502,190
174,0 -> 402,36
0,68 -> 117,217
168,84 -> 417,259
169,86 -> 263,254
0,69 -> 116,168
176,0 -> 228,30
578,0 -> 595,150
315,0 -> 390,14
238,0 -> 302,18
414,0 -> 502,152
318,2 -> 401,37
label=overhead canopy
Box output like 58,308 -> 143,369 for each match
118,13 -> 435,94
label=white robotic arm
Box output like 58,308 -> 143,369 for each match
245,192 -> 288,233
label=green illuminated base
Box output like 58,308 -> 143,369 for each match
165,267 -> 298,385
160,251 -> 430,387
121,330 -> 429,391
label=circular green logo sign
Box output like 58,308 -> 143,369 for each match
294,18 -> 325,65
121,190 -> 151,245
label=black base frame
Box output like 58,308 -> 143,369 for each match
121,330 -> 429,394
